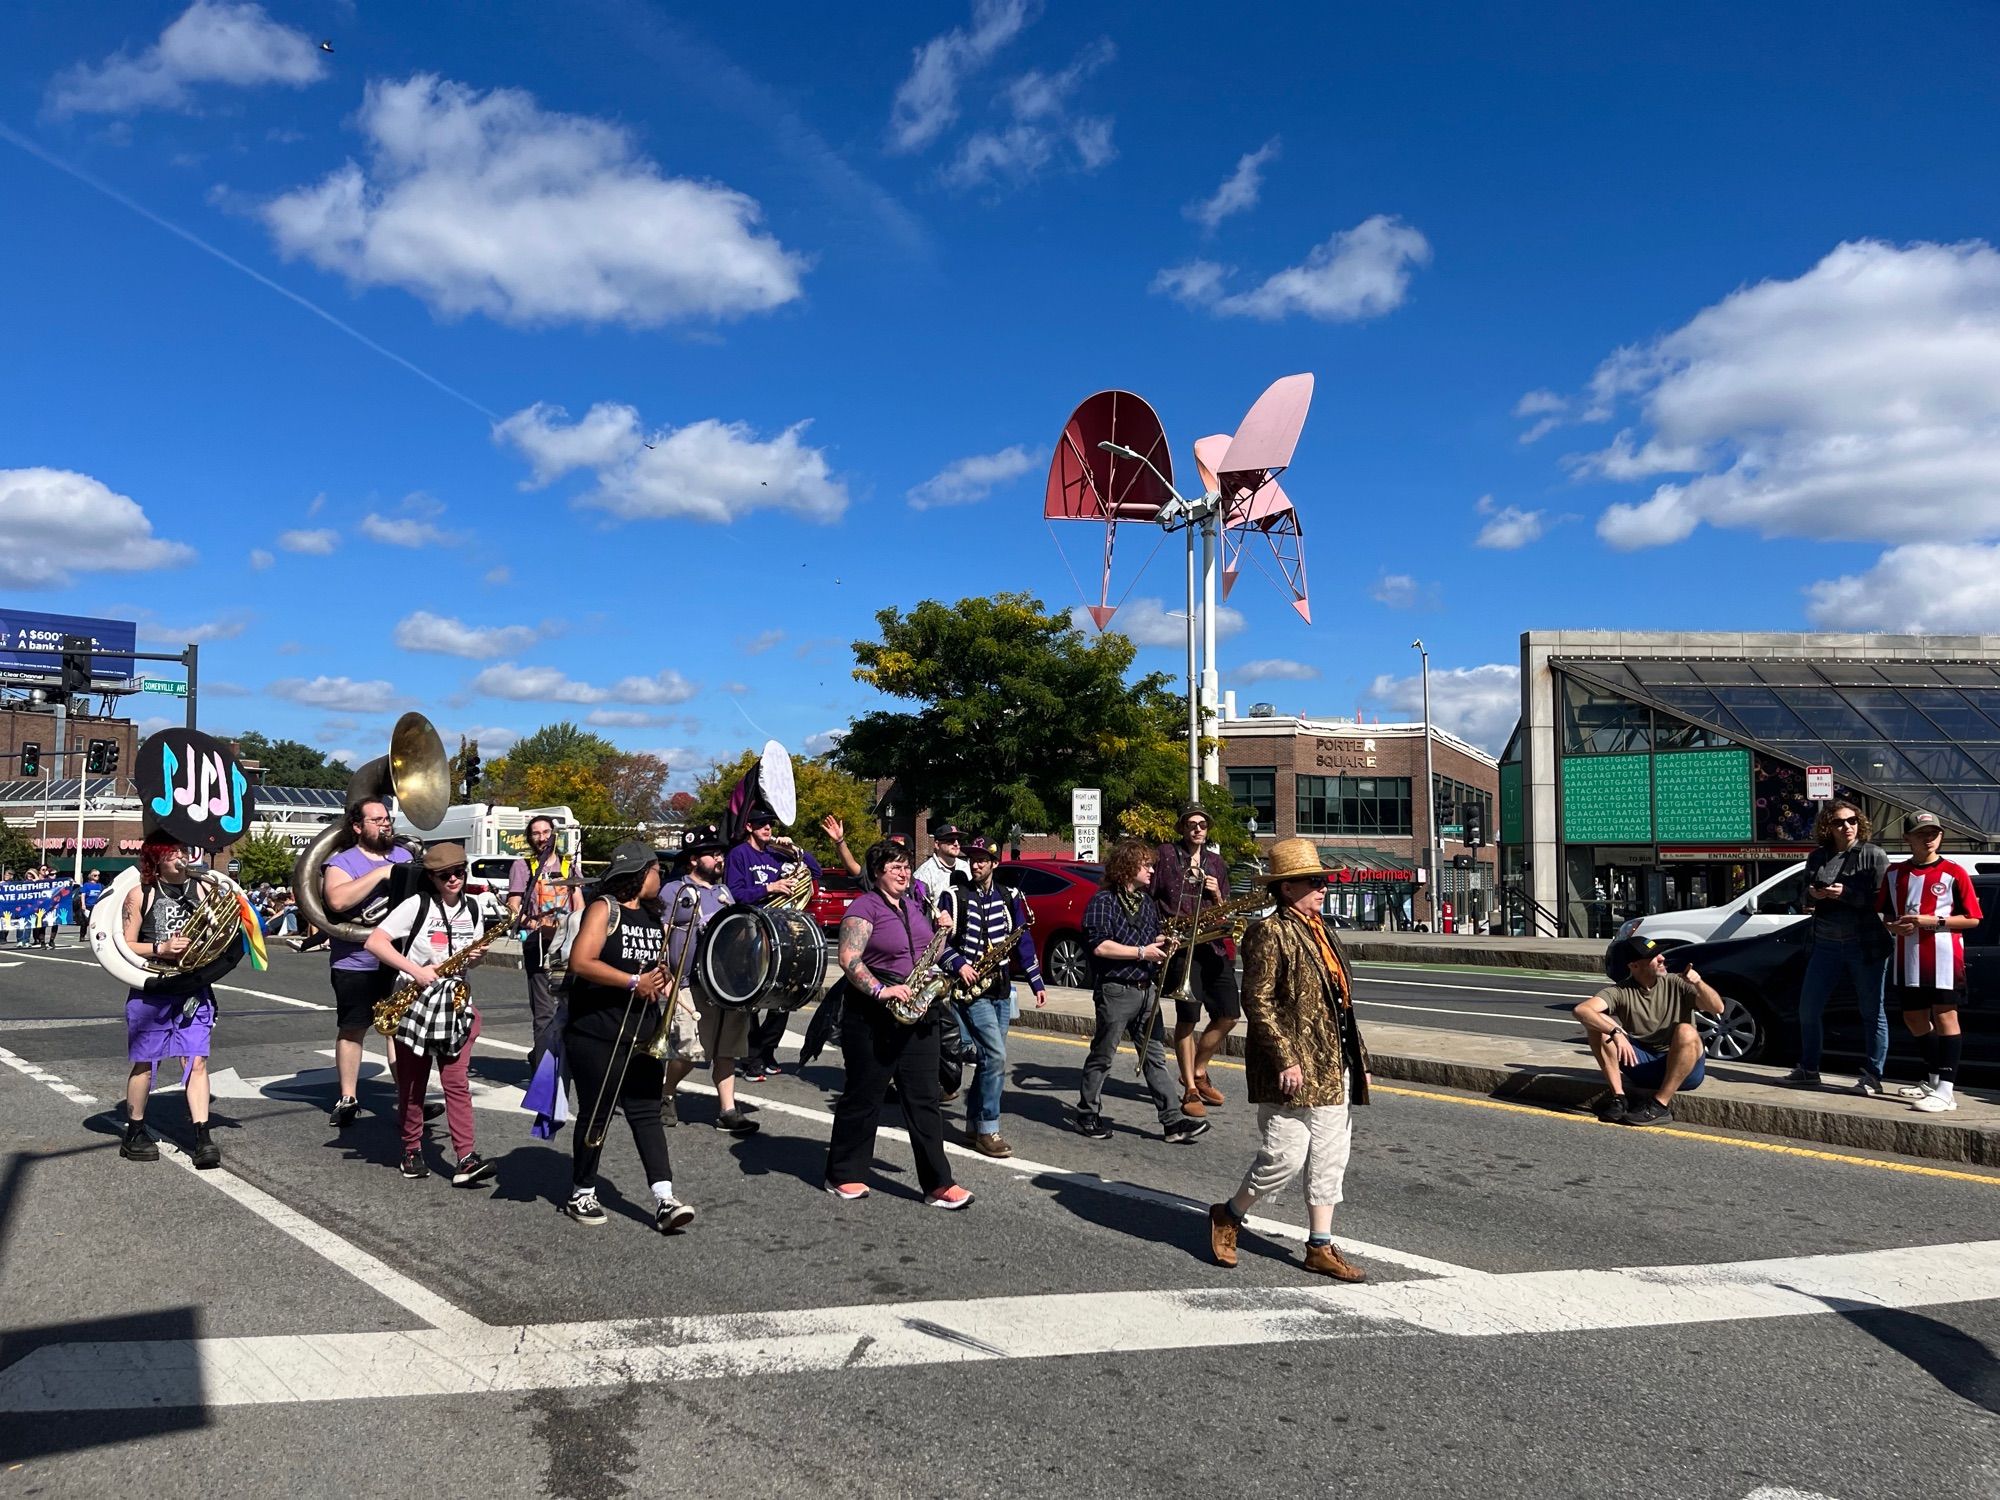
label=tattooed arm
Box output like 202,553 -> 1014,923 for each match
839,913 -> 910,1005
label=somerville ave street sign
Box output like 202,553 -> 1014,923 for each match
138,678 -> 188,697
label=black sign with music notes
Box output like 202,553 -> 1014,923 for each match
135,729 -> 257,852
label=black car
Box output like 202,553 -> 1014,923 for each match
1667,873 -> 1999,1069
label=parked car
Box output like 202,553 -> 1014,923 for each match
997,859 -> 1102,989
1618,863 -> 1810,949
1663,871 -> 1999,1068
807,870 -> 865,936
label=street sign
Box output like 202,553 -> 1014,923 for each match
1073,825 -> 1100,862
1806,765 -> 1834,801
139,677 -> 188,697
1071,787 -> 1102,827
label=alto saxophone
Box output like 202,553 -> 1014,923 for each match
888,894 -> 956,1024
373,917 -> 510,1038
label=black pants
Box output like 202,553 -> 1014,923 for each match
747,1007 -> 787,1068
565,1017 -> 673,1193
824,994 -> 953,1195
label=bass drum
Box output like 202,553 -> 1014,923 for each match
696,904 -> 827,1012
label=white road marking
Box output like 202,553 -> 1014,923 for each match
1358,973 -> 1595,1001
3,949 -> 331,1010
0,1016 -> 126,1031
1743,1490 -> 1842,1500
0,1044 -> 99,1105
209,1053 -> 530,1114
4,1238 -> 1992,1412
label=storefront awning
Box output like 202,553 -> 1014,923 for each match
1316,845 -> 1417,881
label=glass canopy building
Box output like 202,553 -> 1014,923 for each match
1503,632 -> 2000,938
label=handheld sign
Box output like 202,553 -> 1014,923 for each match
135,729 -> 256,852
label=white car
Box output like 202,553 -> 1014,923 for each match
1616,863 -> 1809,949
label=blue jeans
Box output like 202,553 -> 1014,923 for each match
1799,934 -> 1889,1077
951,990 -> 1011,1134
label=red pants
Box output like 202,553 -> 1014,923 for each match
394,1009 -> 481,1157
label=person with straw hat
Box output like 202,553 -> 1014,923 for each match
1208,837 -> 1372,1281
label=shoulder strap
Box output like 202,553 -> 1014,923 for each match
601,894 -> 621,937
395,893 -> 432,957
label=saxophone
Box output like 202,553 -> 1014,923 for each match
373,917 -> 511,1038
888,895 -> 956,1024
1185,888 -> 1278,945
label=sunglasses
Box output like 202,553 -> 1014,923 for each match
1833,816 -> 1859,826
432,866 -> 468,880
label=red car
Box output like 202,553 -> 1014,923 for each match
996,858 -> 1102,990
807,870 -> 865,936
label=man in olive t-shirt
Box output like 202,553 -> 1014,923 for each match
1574,935 -> 1725,1126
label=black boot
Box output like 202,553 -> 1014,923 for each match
190,1122 -> 222,1170
120,1121 -> 159,1162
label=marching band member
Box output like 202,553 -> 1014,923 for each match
506,814 -> 581,1062
1209,839 -> 1372,1281
660,825 -> 759,1136
943,836 -> 1046,1158
824,840 -> 973,1208
322,797 -> 418,1130
363,843 -> 497,1186
912,824 -> 970,906
118,832 -> 223,1169
1152,803 -> 1240,1118
561,841 -> 693,1233
1074,838 -> 1209,1144
725,807 -> 826,1080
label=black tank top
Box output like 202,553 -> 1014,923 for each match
566,899 -> 665,1033
138,880 -> 203,946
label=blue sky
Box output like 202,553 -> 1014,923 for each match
7,1 -> 2000,778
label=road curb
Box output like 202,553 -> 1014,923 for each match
1344,939 -> 1603,973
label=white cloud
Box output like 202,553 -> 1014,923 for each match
1234,658 -> 1319,684
443,724 -> 520,756
495,401 -> 848,524
1186,138 -> 1280,232
888,0 -> 1034,153
907,445 -> 1035,508
1155,214 -> 1431,323
261,74 -> 806,328
803,728 -> 847,756
1070,595 -> 1245,647
361,512 -> 459,549
1805,543 -> 2000,632
268,675 -> 408,714
47,1 -> 325,117
248,547 -> 274,570
470,663 -> 698,706
1473,494 -> 1549,550
0,468 -> 195,588
483,565 -> 512,586
738,630 -> 785,656
1545,238 -> 2000,552
584,710 -> 686,729
393,611 -> 539,660
277,527 -> 339,555
1367,664 -> 1521,755
1513,388 -> 1568,444
943,40 -> 1116,188
136,615 -> 248,645
1368,573 -> 1426,609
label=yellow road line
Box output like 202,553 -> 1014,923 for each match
1008,1025 -> 2000,1189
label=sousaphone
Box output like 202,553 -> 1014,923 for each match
289,712 -> 450,943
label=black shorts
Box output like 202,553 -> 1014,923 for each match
1174,945 -> 1241,1025
1891,983 -> 1965,1013
331,965 -> 396,1033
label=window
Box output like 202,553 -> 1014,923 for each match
1002,866 -> 1069,897
1297,775 -> 1411,837
1562,677 -> 1650,754
1227,767 -> 1277,829
1431,774 -> 1492,839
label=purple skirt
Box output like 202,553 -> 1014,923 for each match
126,988 -> 215,1065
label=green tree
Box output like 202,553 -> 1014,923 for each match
234,830 -> 298,887
485,722 -> 617,808
228,731 -> 352,789
0,817 -> 35,873
511,760 -> 623,860
834,593 -> 1223,845
687,750 -> 879,865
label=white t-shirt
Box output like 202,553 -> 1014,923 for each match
376,892 -> 490,969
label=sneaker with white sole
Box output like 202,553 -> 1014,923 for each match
1897,1080 -> 1938,1100
925,1185 -> 974,1210
1853,1074 -> 1886,1098
1911,1092 -> 1959,1113
563,1190 -> 608,1225
824,1181 -> 869,1200
452,1152 -> 496,1187
654,1199 -> 696,1233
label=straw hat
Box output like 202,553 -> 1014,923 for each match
1259,837 -> 1331,884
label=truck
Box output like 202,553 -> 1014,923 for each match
390,803 -> 582,887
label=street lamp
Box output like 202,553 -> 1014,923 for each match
1412,639 -> 1439,931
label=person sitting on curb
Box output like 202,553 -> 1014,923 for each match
1576,935 -> 1723,1126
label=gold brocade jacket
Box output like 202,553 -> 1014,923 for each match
1239,908 -> 1371,1109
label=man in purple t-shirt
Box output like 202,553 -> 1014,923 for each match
322,798 -> 414,1129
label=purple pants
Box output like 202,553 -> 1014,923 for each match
393,1009 -> 481,1157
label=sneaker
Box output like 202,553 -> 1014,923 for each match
563,1190 -> 608,1225
400,1151 -> 430,1179
1897,1080 -> 1938,1100
1073,1113 -> 1112,1140
119,1121 -> 159,1162
925,1185 -> 974,1210
824,1181 -> 870,1200
738,1063 -> 769,1083
1911,1092 -> 1960,1114
654,1199 -> 696,1233
1623,1097 -> 1673,1126
1164,1118 -> 1212,1144
760,1060 -> 786,1077
1853,1074 -> 1886,1098
1780,1068 -> 1822,1088
452,1152 -> 496,1187
1593,1093 -> 1629,1124
422,1101 -> 447,1122
328,1096 -> 360,1128
713,1108 -> 761,1136
189,1125 -> 222,1171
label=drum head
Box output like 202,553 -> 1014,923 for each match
699,906 -> 778,1010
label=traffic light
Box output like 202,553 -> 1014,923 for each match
61,639 -> 92,697
1451,853 -> 1476,871
19,742 -> 41,777
86,739 -> 117,775
1463,800 -> 1487,848
463,746 -> 482,794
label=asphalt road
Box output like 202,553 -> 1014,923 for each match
1347,962 -> 1594,1044
2,943 -> 1998,1500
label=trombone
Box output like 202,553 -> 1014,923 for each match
582,883 -> 703,1150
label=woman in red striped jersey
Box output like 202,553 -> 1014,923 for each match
1879,811 -> 1984,1113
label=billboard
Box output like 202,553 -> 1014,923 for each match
0,610 -> 137,682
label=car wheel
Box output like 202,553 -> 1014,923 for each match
1697,993 -> 1766,1063
1044,933 -> 1089,989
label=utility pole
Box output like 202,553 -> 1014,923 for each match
1413,639 -> 1438,930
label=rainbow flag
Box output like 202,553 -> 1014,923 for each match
235,891 -> 270,971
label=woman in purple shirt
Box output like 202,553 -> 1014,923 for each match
823,841 -> 971,1209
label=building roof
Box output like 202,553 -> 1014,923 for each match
1220,714 -> 1497,768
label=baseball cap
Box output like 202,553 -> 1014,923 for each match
1907,811 -> 1945,835
601,840 -> 660,882
1603,933 -> 1664,981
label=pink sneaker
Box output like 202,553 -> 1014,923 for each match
824,1181 -> 869,1200
925,1185 -> 974,1211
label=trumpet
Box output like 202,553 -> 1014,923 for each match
582,885 -> 703,1149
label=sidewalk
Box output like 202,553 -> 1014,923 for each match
1344,929 -> 1605,973
1014,984 -> 2000,1169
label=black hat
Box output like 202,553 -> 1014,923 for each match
932,823 -> 964,842
680,823 -> 726,856
744,806 -> 778,829
1603,934 -> 1664,981
601,840 -> 660,883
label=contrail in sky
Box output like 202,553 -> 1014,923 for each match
0,121 -> 500,423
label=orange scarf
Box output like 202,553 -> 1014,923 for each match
1303,912 -> 1351,1007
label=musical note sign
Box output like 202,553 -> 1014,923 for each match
135,729 -> 256,852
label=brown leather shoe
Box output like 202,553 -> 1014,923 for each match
1208,1203 -> 1238,1268
1192,1074 -> 1225,1107
1302,1243 -> 1367,1282
969,1132 -> 1014,1159
1180,1089 -> 1208,1119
